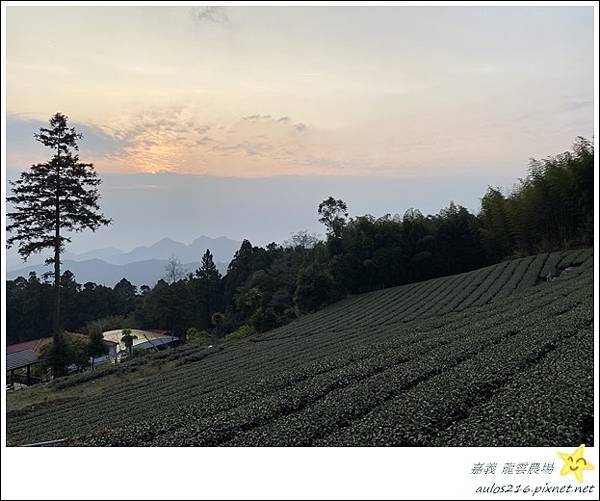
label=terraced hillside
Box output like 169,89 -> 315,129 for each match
6,248 -> 594,446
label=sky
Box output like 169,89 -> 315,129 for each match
4,5 -> 595,255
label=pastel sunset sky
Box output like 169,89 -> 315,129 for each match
4,5 -> 595,255
7,5 -> 594,177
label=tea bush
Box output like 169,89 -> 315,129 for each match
7,250 -> 593,447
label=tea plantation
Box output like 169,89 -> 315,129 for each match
6,248 -> 594,446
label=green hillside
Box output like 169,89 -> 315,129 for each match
6,248 -> 594,446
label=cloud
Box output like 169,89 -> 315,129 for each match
7,108 -> 316,176
109,184 -> 163,191
240,114 -> 308,134
196,136 -> 215,146
561,99 -> 593,112
190,7 -> 230,26
294,122 -> 307,133
242,114 -> 272,121
6,113 -> 127,166
216,113 -> 314,162
110,108 -> 212,146
195,125 -> 211,135
210,140 -> 274,158
242,115 -> 296,125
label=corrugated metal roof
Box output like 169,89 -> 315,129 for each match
118,336 -> 178,354
6,349 -> 39,371
135,337 -> 178,351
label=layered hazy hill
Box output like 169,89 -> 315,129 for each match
101,236 -> 240,266
7,236 -> 240,287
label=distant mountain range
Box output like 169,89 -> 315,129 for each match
6,236 -> 240,287
98,236 -> 241,266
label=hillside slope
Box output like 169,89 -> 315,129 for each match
6,248 -> 594,446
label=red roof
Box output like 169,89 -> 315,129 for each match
7,334 -> 118,354
6,337 -> 53,355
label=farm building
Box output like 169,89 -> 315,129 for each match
6,335 -> 119,388
7,337 -> 54,356
101,329 -> 178,357
7,338 -> 55,389
6,349 -> 41,389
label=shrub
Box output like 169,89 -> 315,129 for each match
225,324 -> 256,341
294,263 -> 337,313
186,328 -> 213,345
84,315 -> 137,335
39,332 -> 90,376
7,250 -> 593,447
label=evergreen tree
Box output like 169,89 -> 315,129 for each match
197,249 -> 219,279
121,328 -> 138,356
7,113 -> 111,374
222,240 -> 269,314
87,325 -> 108,369
193,249 -> 223,327
211,312 -> 225,336
113,278 -> 137,315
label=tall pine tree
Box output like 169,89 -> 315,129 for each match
7,113 -> 111,367
193,249 -> 223,328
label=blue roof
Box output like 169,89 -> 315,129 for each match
6,349 -> 39,371
117,336 -> 178,354
117,336 -> 178,356
135,337 -> 178,350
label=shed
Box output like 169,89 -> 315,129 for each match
6,349 -> 40,386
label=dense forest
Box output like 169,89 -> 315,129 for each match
6,137 -> 594,345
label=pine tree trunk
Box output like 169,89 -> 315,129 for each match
52,141 -> 62,379
53,222 -> 60,340
53,144 -> 61,342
